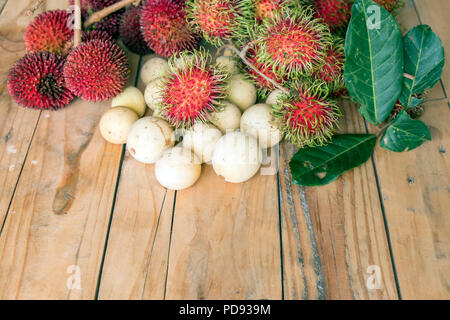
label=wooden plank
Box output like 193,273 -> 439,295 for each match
279,101 -> 398,299
0,1 -> 141,298
414,0 -> 450,95
98,54 -> 175,300
164,164 -> 282,300
364,0 -> 450,300
0,0 -> 60,233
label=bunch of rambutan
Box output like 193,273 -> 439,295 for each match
8,4 -> 130,110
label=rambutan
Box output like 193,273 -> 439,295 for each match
255,6 -> 332,77
311,36 -> 345,94
272,83 -> 341,147
89,12 -> 123,38
242,0 -> 286,22
8,52 -> 74,110
64,40 -> 129,101
120,5 -> 152,55
244,45 -> 286,98
373,0 -> 403,12
186,0 -> 241,46
24,10 -> 73,55
158,50 -> 230,128
70,0 -> 124,37
82,30 -> 114,43
312,0 -> 352,35
140,0 -> 199,58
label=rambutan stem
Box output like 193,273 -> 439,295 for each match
26,0 -> 46,16
74,0 -> 82,47
404,73 -> 415,80
84,0 -> 141,28
223,43 -> 289,94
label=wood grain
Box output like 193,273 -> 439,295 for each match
0,0 -> 58,233
279,101 -> 398,300
98,55 -> 176,300
164,164 -> 282,300
0,0 -> 139,299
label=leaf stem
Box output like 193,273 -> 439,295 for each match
222,43 -> 290,95
83,0 -> 140,28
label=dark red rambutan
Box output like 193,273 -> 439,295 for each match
24,10 -> 73,55
82,30 -> 114,43
140,0 -> 200,58
313,0 -> 352,34
158,50 -> 230,128
245,46 -> 286,98
272,83 -> 341,147
70,0 -> 124,37
311,36 -> 345,94
8,52 -> 74,110
120,5 -> 152,55
89,12 -> 123,38
63,40 -> 129,101
186,0 -> 241,46
256,6 -> 332,77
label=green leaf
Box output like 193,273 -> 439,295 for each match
344,0 -> 403,124
380,110 -> 431,152
399,25 -> 445,107
289,135 -> 377,187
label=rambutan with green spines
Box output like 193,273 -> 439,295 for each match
24,10 -> 73,56
243,45 -> 287,99
140,0 -> 200,58
272,82 -> 341,148
186,0 -> 243,47
119,4 -> 152,55
63,40 -> 129,101
157,49 -> 230,129
254,6 -> 333,78
312,0 -> 352,35
8,52 -> 74,110
310,36 -> 345,95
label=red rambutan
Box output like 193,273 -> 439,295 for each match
313,0 -> 352,34
186,0 -> 241,46
245,46 -> 286,98
63,40 -> 129,101
89,12 -> 123,38
8,52 -> 74,110
272,83 -> 341,147
120,5 -> 152,55
24,10 -> 73,55
373,0 -> 403,12
158,50 -> 230,128
311,36 -> 345,94
140,0 -> 200,58
255,6 -> 332,77
82,30 -> 114,43
244,0 -> 286,22
70,0 -> 124,37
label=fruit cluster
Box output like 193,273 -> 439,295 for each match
7,0 -> 403,190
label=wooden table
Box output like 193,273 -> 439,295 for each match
0,0 -> 448,300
